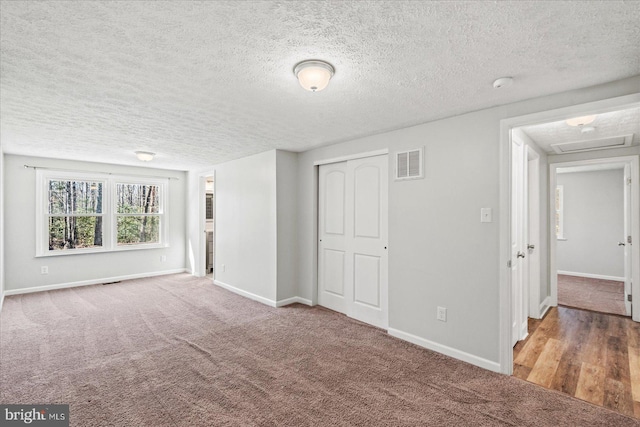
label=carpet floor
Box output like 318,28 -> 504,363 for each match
558,274 -> 627,316
1,274 -> 637,426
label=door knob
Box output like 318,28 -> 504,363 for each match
517,251 -> 525,259
527,244 -> 535,250
618,242 -> 626,246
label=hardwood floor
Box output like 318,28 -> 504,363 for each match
514,306 -> 640,418
558,274 -> 626,316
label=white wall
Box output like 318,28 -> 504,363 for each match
3,155 -> 187,292
0,142 -> 4,309
276,151 -> 298,301
296,76 -> 640,368
214,150 -> 278,302
556,169 -> 625,278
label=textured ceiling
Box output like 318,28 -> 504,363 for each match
1,1 -> 640,171
520,107 -> 640,153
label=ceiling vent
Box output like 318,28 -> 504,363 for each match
550,134 -> 634,154
395,148 -> 423,180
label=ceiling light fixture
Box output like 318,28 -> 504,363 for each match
492,77 -> 513,89
135,151 -> 155,162
565,115 -> 596,127
294,60 -> 335,92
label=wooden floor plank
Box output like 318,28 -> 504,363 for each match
606,335 -> 631,383
527,338 -> 565,388
575,362 -> 606,406
514,306 -> 638,419
603,378 -> 635,417
629,345 -> 640,403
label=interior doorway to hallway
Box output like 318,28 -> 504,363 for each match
499,93 -> 640,376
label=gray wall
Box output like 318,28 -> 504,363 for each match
214,150 -> 278,301
556,169 -> 625,278
276,151 -> 298,301
3,155 -> 187,292
0,142 -> 4,307
212,149 -> 299,304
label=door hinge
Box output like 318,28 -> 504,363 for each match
628,294 -> 632,302
627,178 -> 632,185
507,260 -> 512,268
628,235 -> 632,245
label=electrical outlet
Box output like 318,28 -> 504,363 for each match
161,255 -> 166,262
41,266 -> 48,275
222,264 -> 226,272
437,306 -> 447,322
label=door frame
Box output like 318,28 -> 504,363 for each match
193,169 -> 216,278
498,92 -> 640,375
549,156 -> 639,315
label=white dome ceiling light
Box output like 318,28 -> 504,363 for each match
565,115 -> 597,127
294,60 -> 335,92
135,151 -> 155,162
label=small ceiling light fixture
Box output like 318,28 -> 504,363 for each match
565,115 -> 596,127
294,60 -> 335,92
135,151 -> 155,162
492,77 -> 513,89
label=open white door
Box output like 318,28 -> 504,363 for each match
623,164 -> 632,316
318,155 -> 389,329
511,138 -> 527,346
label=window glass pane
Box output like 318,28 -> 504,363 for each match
117,184 -> 160,214
117,216 -> 159,245
49,180 -> 103,214
49,216 -> 103,250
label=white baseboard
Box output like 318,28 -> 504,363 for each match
213,280 -> 277,307
213,280 -> 313,308
3,269 -> 187,296
539,296 -> 552,318
387,327 -> 501,373
276,296 -> 313,307
557,270 -> 624,282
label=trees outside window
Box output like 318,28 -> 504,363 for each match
36,170 -> 167,256
48,180 -> 104,250
116,183 -> 160,245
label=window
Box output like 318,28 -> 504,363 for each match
37,170 -> 168,256
47,179 -> 105,250
116,183 -> 161,245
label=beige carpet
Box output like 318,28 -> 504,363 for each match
1,274 -> 637,426
558,274 -> 627,316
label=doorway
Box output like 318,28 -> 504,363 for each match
550,158 -> 636,317
555,165 -> 626,316
499,93 -> 640,375
317,154 -> 389,329
204,175 -> 215,278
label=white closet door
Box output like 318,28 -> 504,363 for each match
318,161 -> 348,314
318,155 -> 388,329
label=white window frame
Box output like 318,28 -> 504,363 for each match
36,170 -> 169,257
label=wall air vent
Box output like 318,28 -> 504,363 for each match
550,134 -> 634,154
395,148 -> 423,180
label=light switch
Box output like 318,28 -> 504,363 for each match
480,208 -> 492,223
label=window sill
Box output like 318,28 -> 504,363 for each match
36,243 -> 169,258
